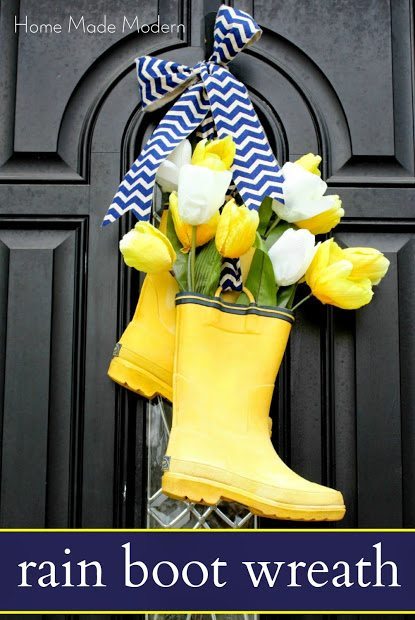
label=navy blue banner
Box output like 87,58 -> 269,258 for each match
0,530 -> 414,613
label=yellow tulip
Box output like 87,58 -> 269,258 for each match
169,191 -> 219,252
119,222 -> 176,273
342,247 -> 390,285
215,199 -> 259,258
305,239 -> 373,309
296,196 -> 344,234
295,153 -> 322,176
192,135 -> 236,171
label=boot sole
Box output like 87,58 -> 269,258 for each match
108,357 -> 172,402
162,472 -> 345,522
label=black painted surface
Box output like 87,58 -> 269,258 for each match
0,0 -> 413,559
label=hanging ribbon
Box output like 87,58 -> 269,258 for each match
102,4 -> 284,227
196,86 -> 243,293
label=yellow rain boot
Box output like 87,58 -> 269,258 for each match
108,209 -> 179,400
108,271 -> 178,401
162,291 -> 345,521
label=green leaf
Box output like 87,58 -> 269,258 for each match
194,239 -> 222,296
254,231 -> 267,251
276,284 -> 297,308
257,196 -> 274,235
237,248 -> 277,306
265,222 -> 291,250
166,210 -> 187,291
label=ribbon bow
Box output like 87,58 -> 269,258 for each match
102,4 -> 284,227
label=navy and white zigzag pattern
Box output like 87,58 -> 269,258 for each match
196,110 -> 216,139
103,4 -> 285,228
201,63 -> 284,211
136,56 -> 195,110
210,5 -> 261,65
103,84 -> 209,225
220,259 -> 243,292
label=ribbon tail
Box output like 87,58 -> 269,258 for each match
196,109 -> 216,140
102,82 -> 210,226
220,258 -> 243,292
201,64 -> 285,211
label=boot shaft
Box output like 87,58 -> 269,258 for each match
172,293 -> 294,439
163,293 -> 345,520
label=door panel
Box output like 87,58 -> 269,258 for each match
0,220 -> 86,526
0,0 -> 414,545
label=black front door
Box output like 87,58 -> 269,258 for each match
0,0 -> 414,540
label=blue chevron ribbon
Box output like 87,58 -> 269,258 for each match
220,258 -> 243,292
103,4 -> 284,227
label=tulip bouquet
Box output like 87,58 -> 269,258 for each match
120,137 -> 389,313
112,137 -> 390,522
114,135 -> 390,524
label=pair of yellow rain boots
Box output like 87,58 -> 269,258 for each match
108,223 -> 345,521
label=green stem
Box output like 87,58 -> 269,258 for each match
187,252 -> 192,291
286,283 -> 298,309
190,226 -> 197,291
292,293 -> 312,312
174,269 -> 185,291
265,217 -> 281,237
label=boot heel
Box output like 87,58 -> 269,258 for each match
162,473 -> 221,505
108,356 -> 172,401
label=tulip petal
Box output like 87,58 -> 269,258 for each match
313,261 -> 373,309
191,136 -> 236,171
168,139 -> 192,169
268,228 -> 316,286
156,160 -> 179,193
296,198 -> 344,234
119,222 -> 176,273
274,162 -> 343,224
215,199 -> 259,258
169,191 -> 191,248
178,164 -> 232,225
295,153 -> 322,176
205,135 -> 236,169
169,191 -> 218,251
199,154 -> 228,171
343,247 -> 390,285
306,238 -> 335,290
191,139 -> 208,167
283,162 -> 328,198
306,239 -> 376,309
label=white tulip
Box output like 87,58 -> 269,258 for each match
268,228 -> 316,286
177,164 -> 232,225
156,139 -> 192,193
273,162 -> 340,222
